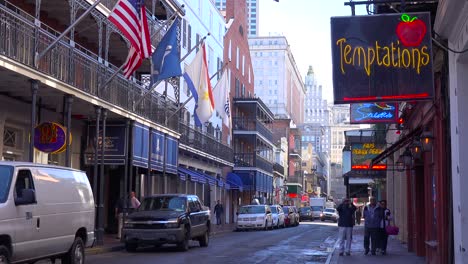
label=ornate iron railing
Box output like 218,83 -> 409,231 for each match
234,152 -> 273,173
273,163 -> 285,175
232,117 -> 273,142
178,122 -> 233,162
0,1 -> 228,159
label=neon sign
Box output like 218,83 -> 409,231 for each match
351,143 -> 386,170
34,122 -> 69,154
350,103 -> 398,124
331,12 -> 434,104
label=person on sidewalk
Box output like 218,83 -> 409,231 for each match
214,200 -> 224,225
379,200 -> 392,255
129,191 -> 141,212
355,207 -> 362,225
363,196 -> 384,255
337,198 -> 357,256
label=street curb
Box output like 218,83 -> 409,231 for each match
85,229 -> 234,256
325,237 -> 340,264
86,244 -> 125,256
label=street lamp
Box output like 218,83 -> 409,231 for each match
400,147 -> 413,166
410,139 -> 423,160
421,129 -> 434,152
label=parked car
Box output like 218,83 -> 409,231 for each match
269,205 -> 285,228
299,206 -> 314,221
311,205 -> 324,220
320,208 -> 339,223
282,206 -> 299,227
236,205 -> 273,231
0,162 -> 95,264
123,194 -> 210,252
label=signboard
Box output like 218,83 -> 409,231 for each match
331,13 -> 434,104
351,143 -> 386,170
133,123 -> 149,168
34,122 -> 68,153
87,123 -> 126,165
165,136 -> 179,174
350,103 -> 398,124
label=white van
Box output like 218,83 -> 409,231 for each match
0,162 -> 95,264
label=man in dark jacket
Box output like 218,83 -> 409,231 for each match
214,200 -> 224,225
363,196 -> 384,255
337,198 -> 357,256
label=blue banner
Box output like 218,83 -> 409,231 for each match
166,136 -> 178,174
133,123 -> 149,168
150,130 -> 164,171
87,123 -> 126,165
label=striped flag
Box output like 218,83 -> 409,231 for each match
183,44 -> 215,127
108,0 -> 151,78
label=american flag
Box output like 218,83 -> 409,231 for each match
109,0 -> 151,78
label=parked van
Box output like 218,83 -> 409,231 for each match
0,162 -> 95,264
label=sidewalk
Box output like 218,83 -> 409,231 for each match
328,226 -> 425,264
86,223 -> 236,255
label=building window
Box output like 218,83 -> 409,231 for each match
188,24 -> 192,51
242,55 -> 245,75
3,127 -> 18,148
182,19 -> 187,48
236,47 -> 240,69
196,34 -> 200,52
229,40 -> 232,61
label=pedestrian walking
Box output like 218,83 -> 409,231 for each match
336,198 -> 357,256
214,200 -> 224,225
379,200 -> 392,255
355,207 -> 362,225
129,191 -> 141,212
363,196 -> 384,255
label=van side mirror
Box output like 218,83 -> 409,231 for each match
15,189 -> 36,205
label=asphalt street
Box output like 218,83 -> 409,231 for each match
85,221 -> 339,264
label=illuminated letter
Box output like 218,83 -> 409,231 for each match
382,47 -> 391,67
412,48 -> 421,73
402,49 -> 411,68
376,41 -> 382,66
421,46 -> 430,66
366,47 -> 376,76
336,38 -> 346,74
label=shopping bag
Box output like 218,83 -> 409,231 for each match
386,225 -> 399,235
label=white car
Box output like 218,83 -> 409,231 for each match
236,205 -> 273,231
270,205 -> 285,228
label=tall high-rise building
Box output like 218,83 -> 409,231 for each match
249,35 -> 305,125
216,0 -> 259,36
300,66 -> 331,196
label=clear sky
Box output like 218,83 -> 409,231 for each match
259,0 -> 367,102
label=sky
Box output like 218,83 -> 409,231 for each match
259,0 -> 367,102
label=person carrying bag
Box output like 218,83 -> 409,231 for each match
379,200 -> 398,255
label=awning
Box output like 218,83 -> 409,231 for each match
227,173 -> 244,191
371,126 -> 422,165
178,167 -> 201,182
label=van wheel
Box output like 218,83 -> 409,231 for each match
0,245 -> 10,264
61,237 -> 84,264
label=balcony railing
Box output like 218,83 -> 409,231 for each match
273,163 -> 285,175
232,117 -> 273,141
178,122 -> 233,162
234,153 -> 273,173
0,2 -> 230,161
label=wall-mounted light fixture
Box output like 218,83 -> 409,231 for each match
410,139 -> 423,160
421,129 -> 434,152
400,147 -> 413,166
396,156 -> 405,172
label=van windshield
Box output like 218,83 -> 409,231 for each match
0,165 -> 13,203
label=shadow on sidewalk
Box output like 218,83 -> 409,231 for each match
329,226 -> 425,264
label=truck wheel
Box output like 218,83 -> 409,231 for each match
199,230 -> 209,247
125,242 -> 137,252
177,226 -> 191,251
0,245 -> 10,264
61,237 -> 85,264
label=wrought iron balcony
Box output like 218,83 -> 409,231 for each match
0,1 -> 179,130
273,163 -> 285,175
234,152 -> 273,173
232,117 -> 273,142
0,1 -> 231,163
178,122 -> 233,162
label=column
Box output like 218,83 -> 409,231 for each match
96,108 -> 106,245
93,106 -> 101,244
29,80 -> 39,162
65,95 -> 73,167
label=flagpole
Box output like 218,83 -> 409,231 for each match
164,62 -> 229,126
100,12 -> 181,92
135,34 -> 210,109
35,0 -> 103,66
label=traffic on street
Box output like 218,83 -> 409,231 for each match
86,222 -> 337,264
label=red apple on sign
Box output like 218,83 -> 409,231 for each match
396,14 -> 427,47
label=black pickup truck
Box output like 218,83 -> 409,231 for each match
123,194 -> 211,251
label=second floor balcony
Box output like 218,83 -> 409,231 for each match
232,117 -> 273,142
234,152 -> 273,173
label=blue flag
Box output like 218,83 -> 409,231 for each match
151,18 -> 182,86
